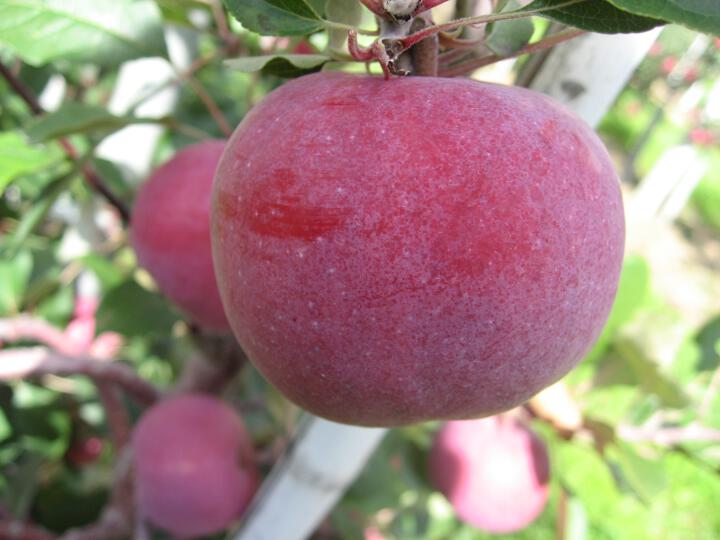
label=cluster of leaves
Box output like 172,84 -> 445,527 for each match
0,1 -> 720,540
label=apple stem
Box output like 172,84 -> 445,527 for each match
409,14 -> 439,76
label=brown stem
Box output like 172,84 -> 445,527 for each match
0,316 -> 70,351
410,15 -> 438,76
391,0 -> 585,56
96,383 -> 131,449
0,523 -> 55,540
0,61 -> 131,223
618,422 -> 720,445
699,367 -> 720,418
438,28 -> 585,77
556,487 -> 568,540
0,62 -> 43,114
172,333 -> 248,395
438,48 -> 474,67
185,76 -> 233,137
209,0 -> 234,47
0,347 -> 160,406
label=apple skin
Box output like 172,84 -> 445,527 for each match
429,417 -> 550,533
132,394 -> 258,537
212,72 -> 624,426
131,140 -> 230,332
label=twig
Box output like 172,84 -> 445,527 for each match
157,116 -> 215,140
172,333 -> 248,395
209,0 -> 239,52
0,316 -> 70,352
125,52 -> 218,113
618,422 -> 720,445
185,76 -> 233,137
556,487 -> 568,540
388,0 -> 584,56
699,367 -> 720,419
0,522 -> 55,540
96,383 -> 131,449
0,347 -> 160,406
0,61 -> 130,223
0,62 -> 42,114
439,28 -> 585,77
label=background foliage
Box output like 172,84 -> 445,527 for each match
1,1 -> 719,539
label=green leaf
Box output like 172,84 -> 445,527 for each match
695,315 -> 720,372
0,409 -> 11,443
2,172 -> 75,258
27,103 -> 145,142
554,439 -> 620,517
225,54 -> 332,77
0,131 -> 64,193
608,0 -> 720,35
223,0 -> 325,36
582,255 -> 651,364
605,255 -> 651,331
326,0 -> 364,50
0,0 -> 167,67
0,250 -> 33,315
525,0 -> 664,33
96,280 -> 180,337
79,254 -> 126,291
610,442 -> 666,501
487,0 -> 535,56
582,386 -> 637,424
91,157 -> 132,201
615,339 -> 689,408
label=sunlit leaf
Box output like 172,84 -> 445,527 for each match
223,0 -> 325,36
0,131 -> 64,193
0,0 -> 167,67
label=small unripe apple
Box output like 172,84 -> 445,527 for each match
131,140 -> 230,332
429,416 -> 550,533
212,72 -> 624,426
132,394 -> 258,537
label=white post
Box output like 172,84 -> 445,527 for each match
528,29 -> 662,127
233,416 -> 387,540
95,25 -> 197,183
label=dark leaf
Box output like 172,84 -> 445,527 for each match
0,250 -> 33,315
487,0 -> 535,56
524,0 -> 664,33
223,0 -> 325,36
615,339 -> 689,408
609,0 -> 720,35
27,103 -> 145,143
0,131 -> 64,192
96,280 -> 180,337
225,54 -> 332,77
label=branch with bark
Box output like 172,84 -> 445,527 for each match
0,347 -> 159,406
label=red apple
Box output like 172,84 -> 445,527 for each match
131,140 -> 230,332
132,394 -> 258,537
212,72 -> 624,426
429,416 -> 550,533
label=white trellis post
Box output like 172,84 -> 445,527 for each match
527,29 -> 662,127
231,28 -> 663,540
233,416 -> 386,540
